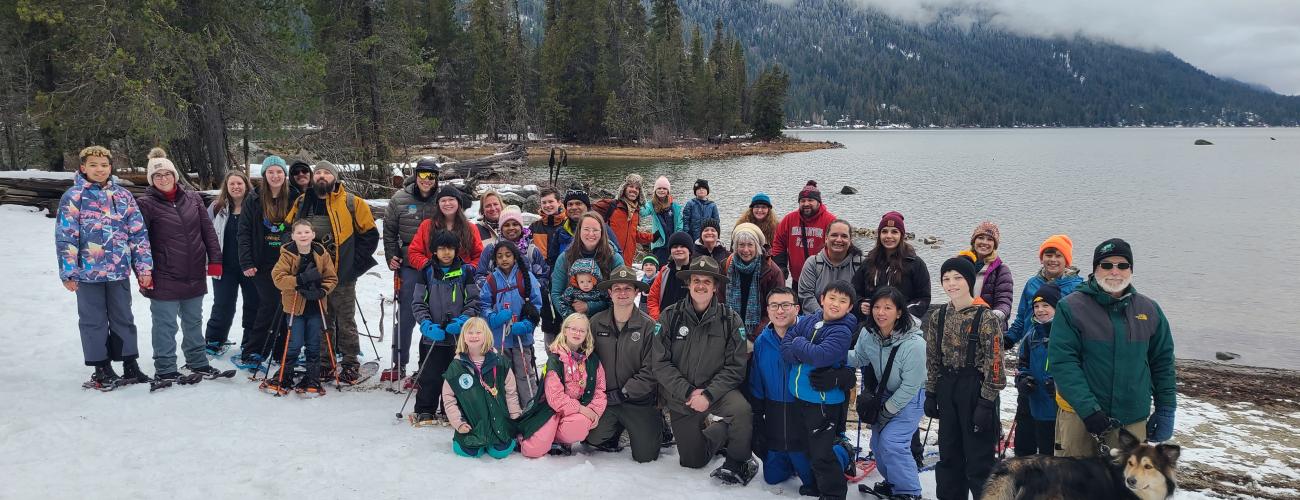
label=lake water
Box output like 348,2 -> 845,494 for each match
519,128 -> 1300,369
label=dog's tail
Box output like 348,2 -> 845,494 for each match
981,461 -> 1017,500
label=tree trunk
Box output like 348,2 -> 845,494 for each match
362,1 -> 386,170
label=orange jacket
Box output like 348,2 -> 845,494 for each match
592,198 -> 652,260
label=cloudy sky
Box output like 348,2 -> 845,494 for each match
770,0 -> 1300,95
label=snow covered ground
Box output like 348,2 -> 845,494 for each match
0,205 -> 1259,499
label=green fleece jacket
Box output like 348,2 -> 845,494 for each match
1048,278 -> 1176,425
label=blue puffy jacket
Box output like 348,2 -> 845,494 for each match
780,312 -> 856,405
681,198 -> 719,241
1021,320 -> 1057,421
1007,269 -> 1083,350
480,264 -> 542,349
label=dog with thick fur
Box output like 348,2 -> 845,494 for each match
983,428 -> 1180,500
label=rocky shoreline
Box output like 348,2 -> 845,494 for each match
413,137 -> 843,161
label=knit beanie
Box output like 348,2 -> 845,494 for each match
732,222 -> 766,248
499,205 -> 525,228
436,185 -> 463,206
1032,282 -> 1063,309
432,229 -> 460,251
668,231 -> 693,250
654,176 -> 671,192
1092,238 -> 1133,271
878,211 -> 905,234
261,155 -> 287,174
313,160 -> 340,178
940,256 -> 978,297
750,193 -> 772,208
970,221 -> 1001,248
641,255 -> 660,266
693,179 -> 710,194
146,158 -> 180,186
563,188 -> 591,208
798,180 -> 822,203
1039,234 -> 1074,267
701,218 -> 720,235
568,257 -> 604,281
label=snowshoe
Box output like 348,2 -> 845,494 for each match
205,341 -> 234,357
231,351 -> 264,371
710,458 -> 758,486
335,361 -> 379,386
380,366 -> 404,382
83,365 -> 125,392
187,364 -> 236,380
120,359 -> 151,385
259,370 -> 293,396
409,413 -> 439,427
296,377 -> 326,398
588,435 -> 625,453
176,373 -> 204,385
155,371 -> 182,381
660,420 -> 676,448
148,379 -> 173,392
402,375 -> 418,391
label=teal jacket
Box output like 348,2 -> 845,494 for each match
1047,278 -> 1176,424
641,200 -> 683,251
847,319 -> 927,416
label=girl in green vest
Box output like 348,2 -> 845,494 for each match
441,317 -> 522,459
517,313 -> 608,457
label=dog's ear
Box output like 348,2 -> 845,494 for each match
1117,428 -> 1140,451
1158,444 -> 1180,464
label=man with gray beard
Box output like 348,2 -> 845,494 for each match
1047,238 -> 1177,457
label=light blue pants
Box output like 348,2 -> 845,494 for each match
150,296 -> 208,374
871,390 -> 925,496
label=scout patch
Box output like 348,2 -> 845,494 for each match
631,330 -> 641,342
677,325 -> 690,339
458,373 -> 474,390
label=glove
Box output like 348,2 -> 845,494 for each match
420,320 -> 446,342
521,303 -> 541,325
297,266 -> 322,285
1002,335 -> 1018,351
446,316 -> 467,335
298,286 -> 325,301
487,309 -> 513,329
856,392 -> 881,425
1146,406 -> 1176,442
876,407 -> 898,429
1082,411 -> 1113,435
1043,378 -> 1056,396
509,320 -> 534,337
972,397 -> 997,433
923,391 -> 939,419
809,366 -> 855,392
605,388 -> 626,406
1015,374 -> 1038,393
207,263 -> 223,278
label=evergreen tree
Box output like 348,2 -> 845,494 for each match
751,64 -> 789,141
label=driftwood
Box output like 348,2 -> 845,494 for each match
0,174 -> 212,217
437,143 -> 527,179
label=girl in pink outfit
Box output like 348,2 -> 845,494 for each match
517,313 -> 607,457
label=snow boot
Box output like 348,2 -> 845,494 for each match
589,434 -> 625,453
120,359 -> 151,385
798,484 -> 821,497
296,375 -> 325,398
547,444 -> 574,456
260,369 -> 293,395
660,414 -> 676,448
410,413 -> 439,427
187,364 -> 235,379
338,365 -> 360,385
711,457 -> 759,486
155,371 -> 183,381
84,363 -> 123,391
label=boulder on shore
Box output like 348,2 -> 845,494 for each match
1195,139 -> 1214,145
840,186 -> 857,195
1215,351 -> 1241,361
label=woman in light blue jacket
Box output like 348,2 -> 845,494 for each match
847,286 -> 927,499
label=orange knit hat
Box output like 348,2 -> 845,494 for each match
1038,234 -> 1074,267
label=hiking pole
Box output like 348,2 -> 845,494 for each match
251,310 -> 290,382
321,300 -> 342,390
356,300 -> 383,363
395,337 -> 439,419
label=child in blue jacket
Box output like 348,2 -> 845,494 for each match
1015,282 -> 1063,455
481,242 -> 543,408
681,179 -> 719,241
780,281 -> 857,499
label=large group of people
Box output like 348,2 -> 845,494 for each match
56,145 -> 1178,500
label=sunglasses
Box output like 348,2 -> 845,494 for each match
1098,262 -> 1131,270
416,171 -> 436,180
291,168 -> 311,176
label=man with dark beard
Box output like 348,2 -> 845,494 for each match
769,180 -> 836,287
285,160 -> 380,384
1049,239 -> 1176,457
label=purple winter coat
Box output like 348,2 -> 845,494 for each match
137,186 -> 220,301
975,256 -> 1014,327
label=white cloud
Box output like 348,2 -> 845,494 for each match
772,0 -> 1300,95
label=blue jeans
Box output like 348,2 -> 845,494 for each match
287,312 -> 323,374
871,391 -> 925,496
150,297 -> 207,373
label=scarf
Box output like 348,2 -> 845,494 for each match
514,227 -> 533,254
726,256 -> 763,335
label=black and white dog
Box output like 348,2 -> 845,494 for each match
982,428 -> 1180,500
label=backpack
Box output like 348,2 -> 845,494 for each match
489,265 -> 540,325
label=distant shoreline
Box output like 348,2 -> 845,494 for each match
785,125 -> 1300,131
413,138 -> 843,161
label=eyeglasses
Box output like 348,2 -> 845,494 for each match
565,325 -> 587,333
416,171 -> 436,180
1098,262 -> 1131,270
767,302 -> 797,312
152,171 -> 174,179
